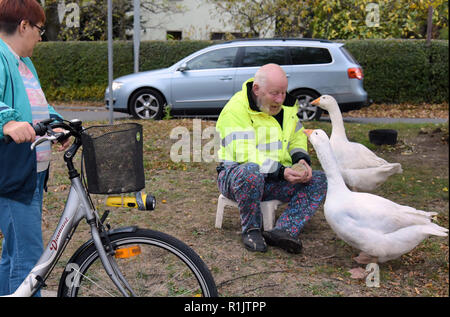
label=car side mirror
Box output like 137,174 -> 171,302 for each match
177,63 -> 189,72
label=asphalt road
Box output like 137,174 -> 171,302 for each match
55,106 -> 131,122
320,115 -> 448,124
54,106 -> 448,124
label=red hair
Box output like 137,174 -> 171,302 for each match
0,0 -> 45,34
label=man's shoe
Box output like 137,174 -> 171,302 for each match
242,229 -> 267,252
262,228 -> 302,254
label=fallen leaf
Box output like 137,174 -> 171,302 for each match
348,267 -> 367,279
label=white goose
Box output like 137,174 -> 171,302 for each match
304,129 -> 448,264
311,95 -> 402,192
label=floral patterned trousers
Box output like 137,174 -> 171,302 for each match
217,163 -> 327,238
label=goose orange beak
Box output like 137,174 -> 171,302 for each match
310,97 -> 320,106
303,129 -> 313,137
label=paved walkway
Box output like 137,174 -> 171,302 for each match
320,115 -> 448,124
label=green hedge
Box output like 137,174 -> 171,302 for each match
344,39 -> 449,104
32,39 -> 448,104
33,41 -> 213,101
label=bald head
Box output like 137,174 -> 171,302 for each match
254,63 -> 287,89
252,64 -> 288,116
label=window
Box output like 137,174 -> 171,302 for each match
167,31 -> 182,40
289,47 -> 332,65
340,47 -> 358,64
210,33 -> 226,40
186,47 -> 238,70
240,46 -> 287,67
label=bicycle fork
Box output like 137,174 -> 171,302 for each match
88,220 -> 137,297
70,176 -> 136,297
65,177 -> 138,297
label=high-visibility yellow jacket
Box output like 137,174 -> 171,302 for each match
216,78 -> 310,179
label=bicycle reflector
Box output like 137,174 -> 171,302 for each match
115,246 -> 141,259
105,192 -> 156,211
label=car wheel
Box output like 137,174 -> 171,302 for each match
129,88 -> 165,120
291,89 -> 322,121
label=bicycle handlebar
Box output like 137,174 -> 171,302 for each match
2,118 -> 83,148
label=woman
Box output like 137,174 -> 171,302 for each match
0,0 -> 70,296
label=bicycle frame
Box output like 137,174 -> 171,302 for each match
4,174 -> 136,297
3,176 -> 84,296
3,122 -> 137,296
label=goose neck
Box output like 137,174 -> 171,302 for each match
316,142 -> 348,189
328,106 -> 347,139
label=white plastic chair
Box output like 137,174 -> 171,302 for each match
215,194 -> 281,231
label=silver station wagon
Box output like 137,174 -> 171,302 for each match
105,39 -> 369,121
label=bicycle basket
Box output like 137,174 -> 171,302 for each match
81,123 -> 145,194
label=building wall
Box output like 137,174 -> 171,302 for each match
140,0 -> 269,40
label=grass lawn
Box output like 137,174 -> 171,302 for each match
2,117 -> 449,297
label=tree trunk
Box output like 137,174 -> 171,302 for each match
426,5 -> 433,46
44,2 -> 61,41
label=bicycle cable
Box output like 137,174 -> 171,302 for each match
79,139 -> 97,216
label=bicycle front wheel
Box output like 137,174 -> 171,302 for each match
58,227 -> 218,297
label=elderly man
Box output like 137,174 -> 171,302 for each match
216,63 -> 327,253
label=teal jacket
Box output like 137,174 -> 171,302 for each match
0,38 -> 62,203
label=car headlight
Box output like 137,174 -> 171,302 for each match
112,81 -> 124,91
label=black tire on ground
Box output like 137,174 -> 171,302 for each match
58,228 -> 218,297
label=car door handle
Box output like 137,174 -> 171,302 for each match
220,76 -> 233,81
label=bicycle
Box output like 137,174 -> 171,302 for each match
1,118 -> 218,297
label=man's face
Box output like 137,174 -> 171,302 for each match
253,76 -> 288,116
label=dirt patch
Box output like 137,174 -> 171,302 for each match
344,103 -> 449,119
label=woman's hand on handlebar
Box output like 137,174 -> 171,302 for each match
3,120 -> 72,151
2,121 -> 36,144
52,127 -> 72,151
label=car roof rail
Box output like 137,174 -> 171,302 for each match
223,38 -> 335,44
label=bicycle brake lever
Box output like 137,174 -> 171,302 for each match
30,130 -> 69,150
30,135 -> 58,150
